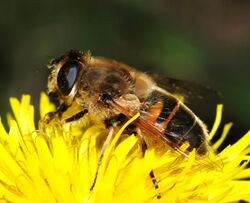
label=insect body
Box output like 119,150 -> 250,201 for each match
47,50 -> 209,156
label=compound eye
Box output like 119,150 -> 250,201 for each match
57,61 -> 80,96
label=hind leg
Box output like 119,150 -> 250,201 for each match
136,128 -> 161,199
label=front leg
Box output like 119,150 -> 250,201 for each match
41,102 -> 88,125
64,109 -> 88,123
40,102 -> 69,125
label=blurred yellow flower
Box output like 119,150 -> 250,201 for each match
0,93 -> 249,202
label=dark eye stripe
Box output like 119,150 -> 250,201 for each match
57,61 -> 80,96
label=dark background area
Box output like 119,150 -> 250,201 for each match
0,0 -> 249,146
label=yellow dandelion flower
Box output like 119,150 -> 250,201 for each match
0,93 -> 249,203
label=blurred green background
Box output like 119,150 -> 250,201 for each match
0,1 -> 249,145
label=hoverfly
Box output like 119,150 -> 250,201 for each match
47,50 -> 218,156
46,50 -> 220,196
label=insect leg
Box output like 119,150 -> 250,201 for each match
40,102 -> 69,125
48,102 -> 69,118
90,127 -> 114,191
57,102 -> 69,117
104,113 -> 127,128
136,129 -> 161,199
64,109 -> 88,123
44,100 -> 88,123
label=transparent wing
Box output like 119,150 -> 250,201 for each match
151,74 -> 222,130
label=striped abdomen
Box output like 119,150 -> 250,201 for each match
138,90 -> 208,155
